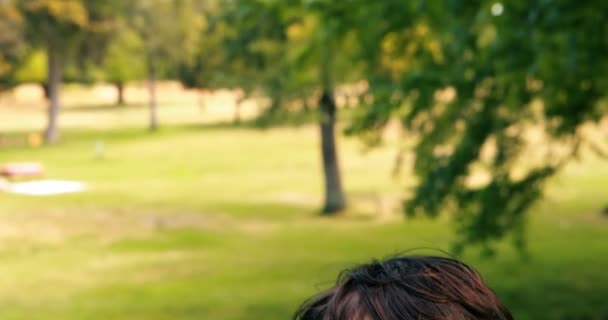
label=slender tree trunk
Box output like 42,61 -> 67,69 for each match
147,57 -> 158,131
44,41 -> 62,144
303,94 -> 311,112
268,94 -> 281,115
264,81 -> 282,118
319,40 -> 346,214
234,102 -> 241,124
115,82 -> 125,106
234,95 -> 245,124
319,90 -> 346,214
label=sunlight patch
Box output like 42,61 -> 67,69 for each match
2,180 -> 87,196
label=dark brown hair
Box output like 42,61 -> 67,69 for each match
294,256 -> 513,320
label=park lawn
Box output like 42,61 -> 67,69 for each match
0,103 -> 607,320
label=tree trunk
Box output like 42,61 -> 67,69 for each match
268,94 -> 281,115
318,39 -> 346,214
44,41 -> 62,144
303,95 -> 311,112
115,82 -> 125,106
41,82 -> 50,100
264,81 -> 282,118
234,103 -> 241,124
319,90 -> 346,214
147,57 -> 158,131
234,96 -> 245,124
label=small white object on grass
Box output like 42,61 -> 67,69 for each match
95,140 -> 105,159
6,180 -> 86,196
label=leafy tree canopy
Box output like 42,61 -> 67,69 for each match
349,0 -> 608,255
0,1 -> 25,87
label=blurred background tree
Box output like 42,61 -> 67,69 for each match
14,50 -> 47,97
127,0 -> 204,131
348,0 -> 608,254
15,0 -> 124,143
177,0 -> 257,123
102,29 -> 145,106
0,1 -> 25,94
211,0 -> 295,121
208,0 -> 365,214
300,0 -> 366,214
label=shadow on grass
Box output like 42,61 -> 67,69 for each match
0,107 -> 332,152
0,122 -> 252,151
208,201 -> 318,220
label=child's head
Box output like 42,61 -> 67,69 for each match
295,256 -> 513,320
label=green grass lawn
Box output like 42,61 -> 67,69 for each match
0,101 -> 607,320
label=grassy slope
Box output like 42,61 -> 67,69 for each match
0,100 -> 607,320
